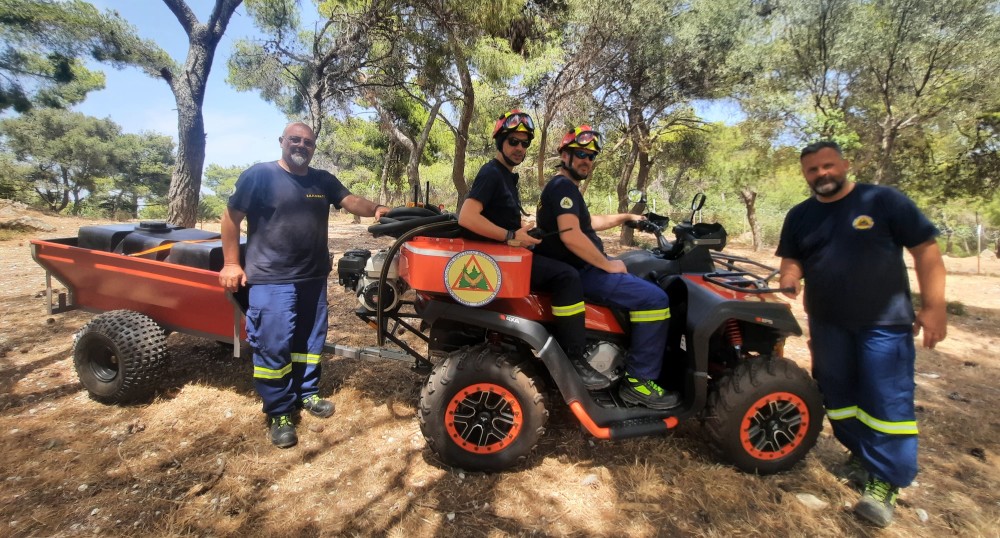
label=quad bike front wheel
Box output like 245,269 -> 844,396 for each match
419,345 -> 548,472
73,310 -> 168,404
705,356 -> 823,474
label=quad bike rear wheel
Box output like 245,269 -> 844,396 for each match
419,345 -> 548,472
705,356 -> 823,474
73,310 -> 168,403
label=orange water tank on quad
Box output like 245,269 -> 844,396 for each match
400,236 -> 532,306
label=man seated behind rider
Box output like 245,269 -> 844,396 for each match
533,125 -> 680,409
457,110 -> 610,390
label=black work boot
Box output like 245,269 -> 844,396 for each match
269,414 -> 297,448
300,394 -> 335,418
569,355 -> 611,390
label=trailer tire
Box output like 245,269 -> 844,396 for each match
419,345 -> 547,472
705,356 -> 823,475
73,310 -> 168,404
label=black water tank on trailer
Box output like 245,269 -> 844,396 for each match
77,223 -> 139,252
165,238 -> 246,271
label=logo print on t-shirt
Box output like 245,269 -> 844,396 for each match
852,215 -> 874,230
560,197 -> 573,209
444,251 -> 502,307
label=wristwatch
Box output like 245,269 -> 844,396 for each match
505,229 -> 516,243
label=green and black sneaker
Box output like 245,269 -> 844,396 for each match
619,374 -> 681,410
854,477 -> 899,528
269,414 -> 297,448
300,394 -> 335,418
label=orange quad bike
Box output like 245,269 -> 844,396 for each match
339,192 -> 824,474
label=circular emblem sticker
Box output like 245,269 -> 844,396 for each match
444,250 -> 502,307
852,215 -> 874,230
560,197 -> 574,209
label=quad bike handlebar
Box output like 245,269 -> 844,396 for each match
624,208 -> 797,295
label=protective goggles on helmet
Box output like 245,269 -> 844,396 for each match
560,126 -> 603,153
493,110 -> 535,139
502,112 -> 534,131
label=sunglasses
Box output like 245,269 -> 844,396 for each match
502,113 -> 535,131
283,135 -> 316,148
572,149 -> 597,161
506,138 -> 531,148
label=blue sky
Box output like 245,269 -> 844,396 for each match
75,1 -> 290,169
72,2 -> 743,170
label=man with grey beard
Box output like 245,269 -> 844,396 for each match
220,122 -> 389,448
776,140 -> 947,527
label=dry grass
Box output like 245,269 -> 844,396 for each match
0,211 -> 998,537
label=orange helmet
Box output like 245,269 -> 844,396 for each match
492,109 -> 535,140
558,125 -> 602,153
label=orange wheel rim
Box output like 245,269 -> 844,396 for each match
445,383 -> 523,454
739,391 -> 810,460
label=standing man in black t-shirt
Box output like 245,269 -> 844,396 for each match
219,122 -> 390,448
535,125 -> 679,409
777,140 -> 947,527
458,110 -> 609,389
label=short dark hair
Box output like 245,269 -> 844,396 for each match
800,140 -> 843,160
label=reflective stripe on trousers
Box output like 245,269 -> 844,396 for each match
809,320 -> 918,487
247,279 -> 328,418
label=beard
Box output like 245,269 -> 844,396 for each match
288,151 -> 310,167
811,174 -> 846,197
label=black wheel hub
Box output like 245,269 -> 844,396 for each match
747,400 -> 801,452
452,390 -> 516,447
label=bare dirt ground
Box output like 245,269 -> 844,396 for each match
1,206 -> 998,537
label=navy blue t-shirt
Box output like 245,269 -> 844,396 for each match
775,183 -> 938,327
534,175 -> 603,268
228,161 -> 350,284
463,159 -> 523,241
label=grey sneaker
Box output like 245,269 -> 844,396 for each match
301,394 -> 335,418
269,414 -> 297,448
854,477 -> 899,528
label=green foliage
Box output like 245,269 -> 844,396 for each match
0,108 -> 175,216
0,0 -> 162,112
199,163 -> 247,223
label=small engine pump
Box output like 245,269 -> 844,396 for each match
336,249 -> 407,312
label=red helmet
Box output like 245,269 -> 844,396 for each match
493,109 -> 535,140
558,125 -> 602,153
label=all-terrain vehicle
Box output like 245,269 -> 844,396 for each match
337,193 -> 824,474
30,191 -> 822,475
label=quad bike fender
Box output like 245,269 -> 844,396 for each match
420,300 -> 592,401
683,278 -> 802,371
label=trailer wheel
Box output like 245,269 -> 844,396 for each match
419,346 -> 548,472
73,310 -> 168,404
705,356 -> 823,475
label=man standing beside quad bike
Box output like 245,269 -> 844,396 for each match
219,121 -> 391,449
777,140 -> 948,528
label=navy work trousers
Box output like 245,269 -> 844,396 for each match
578,265 -> 670,380
809,319 -> 919,487
246,279 -> 328,418
531,255 -> 586,358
